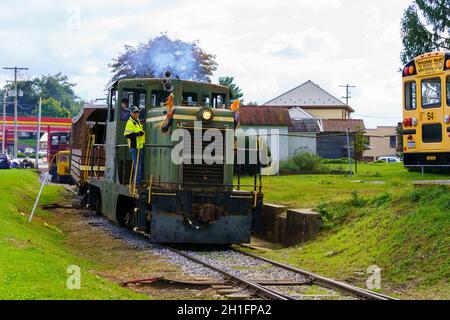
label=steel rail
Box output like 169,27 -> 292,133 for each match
112,226 -> 294,300
164,246 -> 295,301
233,248 -> 399,301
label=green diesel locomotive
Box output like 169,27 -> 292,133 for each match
73,73 -> 265,244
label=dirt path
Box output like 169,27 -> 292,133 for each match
46,192 -> 218,300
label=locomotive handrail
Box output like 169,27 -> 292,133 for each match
115,144 -> 173,149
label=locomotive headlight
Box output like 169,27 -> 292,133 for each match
199,108 -> 214,122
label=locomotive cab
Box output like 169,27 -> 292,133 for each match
82,75 -> 265,244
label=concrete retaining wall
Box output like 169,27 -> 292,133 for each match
256,204 -> 323,246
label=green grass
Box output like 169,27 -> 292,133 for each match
239,163 -> 450,299
18,139 -> 38,148
0,170 -> 146,300
241,163 -> 449,208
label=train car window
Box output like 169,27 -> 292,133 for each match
60,135 -> 69,144
405,82 -> 416,110
447,77 -> 450,106
182,92 -> 198,106
421,78 -> 441,109
212,94 -> 226,109
51,136 -> 59,146
109,89 -> 118,122
422,124 -> 442,143
151,90 -> 170,107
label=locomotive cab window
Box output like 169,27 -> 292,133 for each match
182,92 -> 198,106
151,90 -> 170,108
202,94 -> 211,107
421,78 -> 441,109
212,93 -> 226,109
405,81 -> 416,110
122,89 -> 146,121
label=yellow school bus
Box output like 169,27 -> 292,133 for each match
402,51 -> 450,169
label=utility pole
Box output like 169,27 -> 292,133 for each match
340,84 -> 356,106
35,96 -> 42,169
346,129 -> 353,176
3,66 -> 29,158
2,94 -> 6,154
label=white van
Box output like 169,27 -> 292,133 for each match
378,156 -> 401,163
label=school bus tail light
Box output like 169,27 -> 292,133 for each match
403,61 -> 417,77
412,118 -> 418,126
446,59 -> 450,70
445,115 -> 450,124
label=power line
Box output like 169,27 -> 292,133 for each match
354,113 -> 401,119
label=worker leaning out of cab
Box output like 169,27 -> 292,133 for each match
124,106 -> 145,186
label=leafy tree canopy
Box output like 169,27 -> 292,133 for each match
218,77 -> 244,101
1,73 -> 83,118
401,0 -> 450,64
109,34 -> 218,83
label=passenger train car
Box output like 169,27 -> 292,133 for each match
71,74 -> 266,244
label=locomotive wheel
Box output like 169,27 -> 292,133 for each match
94,195 -> 102,216
124,211 -> 135,230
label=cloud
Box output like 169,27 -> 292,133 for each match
0,0 -> 412,127
262,29 -> 341,58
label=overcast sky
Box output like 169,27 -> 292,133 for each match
0,0 -> 412,128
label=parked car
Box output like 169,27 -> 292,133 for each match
38,150 -> 47,158
378,156 -> 401,163
0,154 -> 11,169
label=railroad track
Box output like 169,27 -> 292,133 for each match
165,246 -> 295,300
165,246 -> 398,301
84,215 -> 397,301
231,247 -> 398,301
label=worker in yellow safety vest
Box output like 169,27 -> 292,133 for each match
124,106 -> 145,185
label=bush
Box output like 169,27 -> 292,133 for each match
280,152 -> 328,174
17,152 -> 27,159
372,192 -> 392,206
320,158 -> 349,165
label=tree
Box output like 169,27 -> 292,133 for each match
109,34 -> 218,83
1,73 -> 83,117
400,0 -> 450,64
218,77 -> 244,101
246,101 -> 259,106
354,129 -> 369,160
32,97 -> 71,118
36,73 -> 84,116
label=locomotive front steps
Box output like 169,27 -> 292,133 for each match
254,204 -> 323,247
